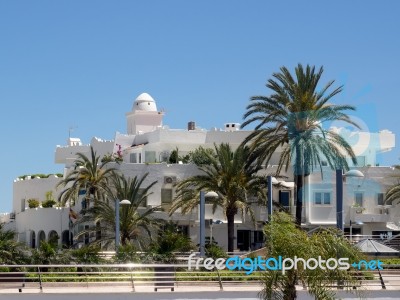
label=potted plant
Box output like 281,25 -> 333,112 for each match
352,203 -> 365,214
27,199 -> 40,209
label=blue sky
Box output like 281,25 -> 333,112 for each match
0,1 -> 399,213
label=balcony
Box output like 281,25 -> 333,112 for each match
350,206 -> 390,223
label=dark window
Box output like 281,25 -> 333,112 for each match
377,193 -> 385,206
279,191 -> 290,208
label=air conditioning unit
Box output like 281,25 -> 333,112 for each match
164,176 -> 177,184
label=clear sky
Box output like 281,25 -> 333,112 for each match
0,1 -> 399,213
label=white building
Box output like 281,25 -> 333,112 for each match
3,92 -> 399,251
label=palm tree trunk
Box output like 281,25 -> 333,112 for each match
227,213 -> 235,253
295,174 -> 304,226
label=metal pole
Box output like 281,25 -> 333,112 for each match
336,170 -> 344,231
210,223 -> 213,244
115,199 -> 120,253
267,176 -> 273,222
200,191 -> 205,257
350,220 -> 353,243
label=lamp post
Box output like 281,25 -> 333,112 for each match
115,199 -> 131,253
209,220 -> 223,244
267,176 -> 273,222
349,220 -> 364,243
200,191 -> 218,257
336,169 -> 364,231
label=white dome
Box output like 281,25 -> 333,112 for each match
132,92 -> 158,112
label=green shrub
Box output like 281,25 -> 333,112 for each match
28,199 -> 40,208
42,199 -> 57,208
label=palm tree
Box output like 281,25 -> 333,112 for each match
0,224 -> 28,264
242,64 -> 358,225
170,143 -> 266,252
260,212 -> 365,300
57,146 -> 117,207
77,173 -> 159,249
385,166 -> 400,205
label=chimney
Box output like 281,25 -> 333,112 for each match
188,121 -> 196,131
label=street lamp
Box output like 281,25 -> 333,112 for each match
209,219 -> 223,244
349,220 -> 364,243
336,169 -> 364,231
115,199 -> 131,253
199,191 -> 218,257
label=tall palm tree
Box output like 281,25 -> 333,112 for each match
170,143 -> 266,252
242,64 -> 358,225
57,146 -> 117,207
77,173 -> 159,249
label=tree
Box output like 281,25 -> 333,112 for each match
242,64 -> 358,225
385,166 -> 400,205
76,173 -> 159,249
260,212 -> 365,300
0,224 -> 28,264
57,146 -> 117,207
148,222 -> 194,263
170,143 -> 266,252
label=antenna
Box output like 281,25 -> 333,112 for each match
68,126 -> 78,138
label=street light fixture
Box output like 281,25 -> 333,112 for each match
349,220 -> 364,243
115,199 -> 131,253
336,169 -> 364,231
209,219 -> 223,244
199,191 -> 219,257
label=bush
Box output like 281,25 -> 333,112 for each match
27,199 -> 40,208
42,199 -> 57,208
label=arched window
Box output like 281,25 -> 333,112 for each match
31,231 -> 36,248
62,230 -> 71,247
38,230 -> 46,247
48,230 -> 59,246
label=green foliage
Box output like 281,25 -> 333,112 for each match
260,212 -> 365,300
31,241 -> 70,266
42,199 -> 57,208
171,143 -> 266,252
0,224 -> 29,264
57,146 -> 118,206
168,147 -> 190,164
189,146 -> 215,166
114,243 -> 142,263
149,222 -> 195,262
27,198 -> 40,208
75,173 -> 159,249
18,173 -> 63,179
205,243 -> 228,260
70,244 -> 104,264
242,64 -> 359,225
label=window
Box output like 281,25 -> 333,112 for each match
130,153 -> 137,163
145,151 -> 156,163
314,192 -> 331,205
355,192 -> 363,207
321,161 -> 328,167
377,193 -> 385,206
161,188 -> 173,209
279,191 -> 290,208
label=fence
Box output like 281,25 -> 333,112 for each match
1,263 -> 400,293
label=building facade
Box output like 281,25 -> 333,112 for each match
2,92 -> 398,251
